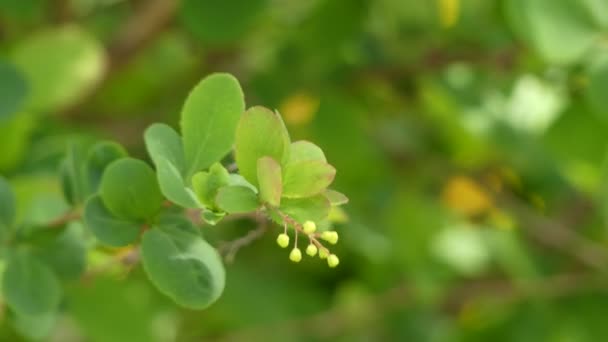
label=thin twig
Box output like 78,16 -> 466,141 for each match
46,210 -> 82,229
218,212 -> 268,263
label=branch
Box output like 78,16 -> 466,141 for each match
218,212 -> 268,263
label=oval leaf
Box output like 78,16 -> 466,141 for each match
2,250 -> 61,315
288,141 -> 326,163
144,123 -> 186,173
99,158 -> 163,220
235,106 -> 290,186
215,186 -> 260,214
85,141 -> 128,194
0,60 -> 28,119
324,189 -> 349,206
141,219 -> 225,309
283,161 -> 336,198
280,195 -> 331,224
180,73 -> 245,177
191,162 -> 230,208
83,196 -> 142,247
257,156 -> 282,207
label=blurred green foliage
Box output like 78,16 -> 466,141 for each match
2,0 -> 608,341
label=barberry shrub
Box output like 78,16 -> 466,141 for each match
0,73 -> 347,337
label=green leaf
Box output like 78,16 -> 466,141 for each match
156,157 -> 201,208
0,176 -> 16,229
83,196 -> 141,247
99,158 -> 163,221
288,141 -> 326,163
141,217 -> 225,309
144,123 -> 186,173
257,157 -> 282,207
585,55 -> 608,120
180,73 -> 245,177
0,59 -> 28,119
192,162 -> 230,208
504,0 -> 598,65
282,161 -> 336,198
2,250 -> 61,315
228,174 -> 258,193
215,186 -> 260,214
13,311 -> 56,341
32,222 -> 87,280
144,123 -> 200,208
280,194 -> 331,224
11,25 -> 105,112
59,143 -> 89,205
0,113 -> 37,171
201,210 -> 226,226
85,141 -> 128,194
324,189 -> 349,206
235,106 -> 290,186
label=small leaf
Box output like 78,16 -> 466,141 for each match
144,123 -> 186,173
180,73 -> 245,177
155,157 -> 201,208
99,158 -> 163,221
141,217 -> 225,309
83,196 -> 141,247
215,186 -> 260,214
280,194 -> 331,224
201,210 -> 226,226
283,161 -> 336,198
228,174 -> 258,193
288,141 -> 326,163
13,311 -> 56,341
191,162 -> 231,208
3,250 -> 61,315
144,123 -> 201,208
59,143 -> 89,205
235,106 -> 290,187
0,176 -> 16,229
32,222 -> 87,280
0,59 -> 28,119
85,141 -> 127,194
324,189 -> 349,206
257,157 -> 282,207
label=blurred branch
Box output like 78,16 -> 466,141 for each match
108,0 -> 179,71
504,194 -> 608,272
215,272 -> 608,340
61,0 -> 179,119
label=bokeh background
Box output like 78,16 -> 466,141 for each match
2,0 -> 608,341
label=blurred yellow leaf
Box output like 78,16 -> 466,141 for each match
438,0 -> 459,28
441,176 -> 493,217
279,92 -> 319,126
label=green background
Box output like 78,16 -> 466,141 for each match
2,0 -> 608,340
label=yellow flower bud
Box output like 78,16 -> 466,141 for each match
276,234 -> 289,248
319,249 -> 329,259
303,221 -> 317,234
289,248 -> 302,262
321,231 -> 338,244
306,244 -> 318,256
327,254 -> 340,268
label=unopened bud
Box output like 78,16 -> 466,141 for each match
306,244 -> 318,256
289,248 -> 302,262
276,234 -> 289,248
327,254 -> 340,268
303,221 -> 317,234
